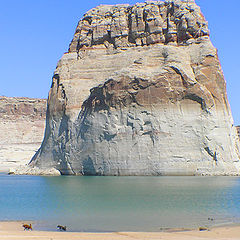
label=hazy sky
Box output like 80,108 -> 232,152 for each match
1,0 -> 239,124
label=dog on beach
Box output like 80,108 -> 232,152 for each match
23,223 -> 32,230
57,225 -> 66,231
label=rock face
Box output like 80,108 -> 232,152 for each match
237,126 -> 240,141
0,97 -> 46,172
29,0 -> 240,175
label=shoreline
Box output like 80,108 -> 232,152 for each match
2,218 -> 239,233
1,221 -> 240,240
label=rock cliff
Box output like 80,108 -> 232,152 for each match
27,0 -> 240,175
0,97 -> 46,172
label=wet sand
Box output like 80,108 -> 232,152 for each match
0,221 -> 239,240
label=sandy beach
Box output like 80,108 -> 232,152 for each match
0,221 -> 239,240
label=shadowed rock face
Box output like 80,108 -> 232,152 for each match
0,97 -> 46,172
27,0 -> 240,176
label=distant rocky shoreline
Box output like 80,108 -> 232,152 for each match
0,96 -> 46,172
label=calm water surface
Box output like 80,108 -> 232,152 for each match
0,174 -> 240,232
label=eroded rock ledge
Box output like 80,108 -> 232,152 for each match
69,0 -> 209,52
23,0 -> 240,176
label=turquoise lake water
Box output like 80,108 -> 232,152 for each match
1,174 -> 240,232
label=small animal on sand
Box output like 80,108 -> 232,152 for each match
57,225 -> 67,231
23,223 -> 32,230
199,227 -> 208,231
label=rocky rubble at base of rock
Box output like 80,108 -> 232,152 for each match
27,0 -> 240,176
0,97 -> 46,172
10,166 -> 61,176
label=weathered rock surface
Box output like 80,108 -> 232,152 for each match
0,97 -> 46,172
28,0 -> 240,175
237,126 -> 240,141
11,165 -> 60,176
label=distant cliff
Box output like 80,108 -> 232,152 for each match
23,0 -> 240,176
0,96 -> 46,172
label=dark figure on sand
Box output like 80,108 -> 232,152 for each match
23,223 -> 32,230
57,225 -> 66,231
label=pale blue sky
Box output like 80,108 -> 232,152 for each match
1,0 -> 239,124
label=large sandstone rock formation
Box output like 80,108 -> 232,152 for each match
0,97 -> 46,172
27,0 -> 240,175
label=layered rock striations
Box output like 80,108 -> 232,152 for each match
237,126 -> 240,141
28,0 -> 240,175
0,97 -> 46,172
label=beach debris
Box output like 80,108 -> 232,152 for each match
57,225 -> 67,231
199,227 -> 208,231
23,223 -> 32,231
